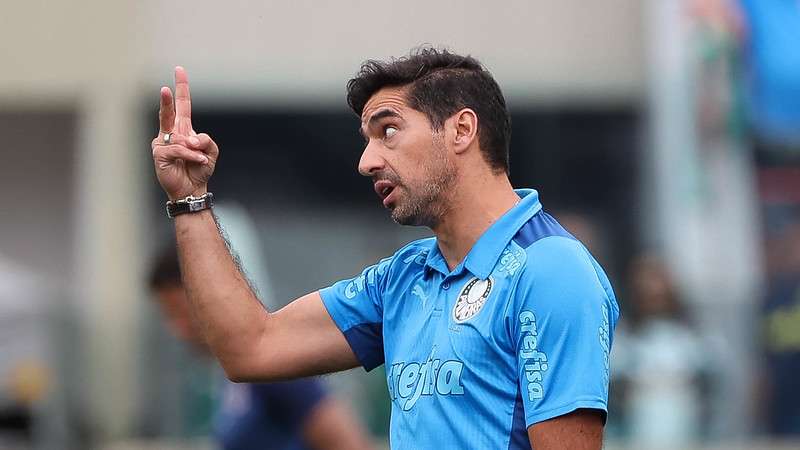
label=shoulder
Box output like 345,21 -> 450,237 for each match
524,235 -> 588,270
513,210 -> 576,250
516,234 -> 616,315
503,209 -> 617,302
516,236 -> 591,293
512,209 -> 587,282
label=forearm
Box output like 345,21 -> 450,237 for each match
175,208 -> 269,377
528,409 -> 604,450
153,68 -> 358,382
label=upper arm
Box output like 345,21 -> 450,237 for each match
527,409 -> 604,450
230,291 -> 361,381
233,256 -> 392,381
316,257 -> 392,371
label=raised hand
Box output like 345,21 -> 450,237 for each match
151,67 -> 219,201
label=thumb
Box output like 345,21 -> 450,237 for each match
186,133 -> 219,160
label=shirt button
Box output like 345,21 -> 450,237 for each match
442,282 -> 451,290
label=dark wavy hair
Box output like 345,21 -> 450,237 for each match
346,47 -> 511,174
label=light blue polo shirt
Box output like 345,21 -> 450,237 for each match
320,189 -> 619,449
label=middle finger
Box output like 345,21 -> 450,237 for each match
174,66 -> 193,134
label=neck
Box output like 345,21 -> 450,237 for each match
430,170 -> 519,271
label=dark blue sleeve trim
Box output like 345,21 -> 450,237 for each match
343,322 -> 384,371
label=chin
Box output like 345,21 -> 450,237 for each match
390,205 -> 414,225
391,213 -> 417,226
391,207 -> 434,227
388,191 -> 442,227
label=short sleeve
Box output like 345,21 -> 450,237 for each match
319,256 -> 393,371
511,237 -> 619,427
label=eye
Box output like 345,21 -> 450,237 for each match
383,125 -> 398,139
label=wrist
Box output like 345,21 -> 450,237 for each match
168,186 -> 208,202
166,192 -> 214,219
167,186 -> 208,202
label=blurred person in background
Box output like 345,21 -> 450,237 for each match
735,0 -> 800,437
612,254 -> 711,447
761,220 -> 800,435
0,255 -> 52,448
148,48 -> 619,450
693,0 -> 800,436
148,237 -> 375,450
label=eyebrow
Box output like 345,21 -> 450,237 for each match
359,108 -> 402,140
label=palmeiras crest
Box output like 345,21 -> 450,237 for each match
452,277 -> 493,323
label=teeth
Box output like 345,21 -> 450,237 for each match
382,187 -> 390,196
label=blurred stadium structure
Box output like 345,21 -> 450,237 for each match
1,0 -> 799,448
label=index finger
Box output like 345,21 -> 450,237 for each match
174,66 -> 192,133
158,86 -> 175,134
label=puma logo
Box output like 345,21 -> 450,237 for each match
411,284 -> 429,305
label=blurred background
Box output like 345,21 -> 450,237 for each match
1,0 -> 799,449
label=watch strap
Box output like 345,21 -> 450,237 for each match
166,192 -> 214,218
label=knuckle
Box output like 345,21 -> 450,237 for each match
198,133 -> 215,145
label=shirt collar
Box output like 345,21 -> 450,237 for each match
423,189 -> 542,279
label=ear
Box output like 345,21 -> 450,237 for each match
449,108 -> 478,155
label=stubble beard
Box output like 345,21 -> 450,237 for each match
391,138 -> 456,227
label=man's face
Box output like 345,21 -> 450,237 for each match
358,87 -> 457,227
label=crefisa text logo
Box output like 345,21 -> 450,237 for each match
452,277 -> 493,323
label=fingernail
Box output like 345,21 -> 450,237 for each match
200,156 -> 208,164
189,137 -> 200,146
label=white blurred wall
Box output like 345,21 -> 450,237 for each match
1,0 -> 644,104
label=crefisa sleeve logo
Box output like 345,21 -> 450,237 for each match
452,277 -> 493,323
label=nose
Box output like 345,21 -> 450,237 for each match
358,141 -> 385,177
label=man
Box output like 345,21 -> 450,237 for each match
150,48 -> 619,449
149,243 -> 375,450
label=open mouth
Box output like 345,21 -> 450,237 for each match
374,180 -> 397,207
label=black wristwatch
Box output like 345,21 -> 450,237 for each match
166,192 -> 214,218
